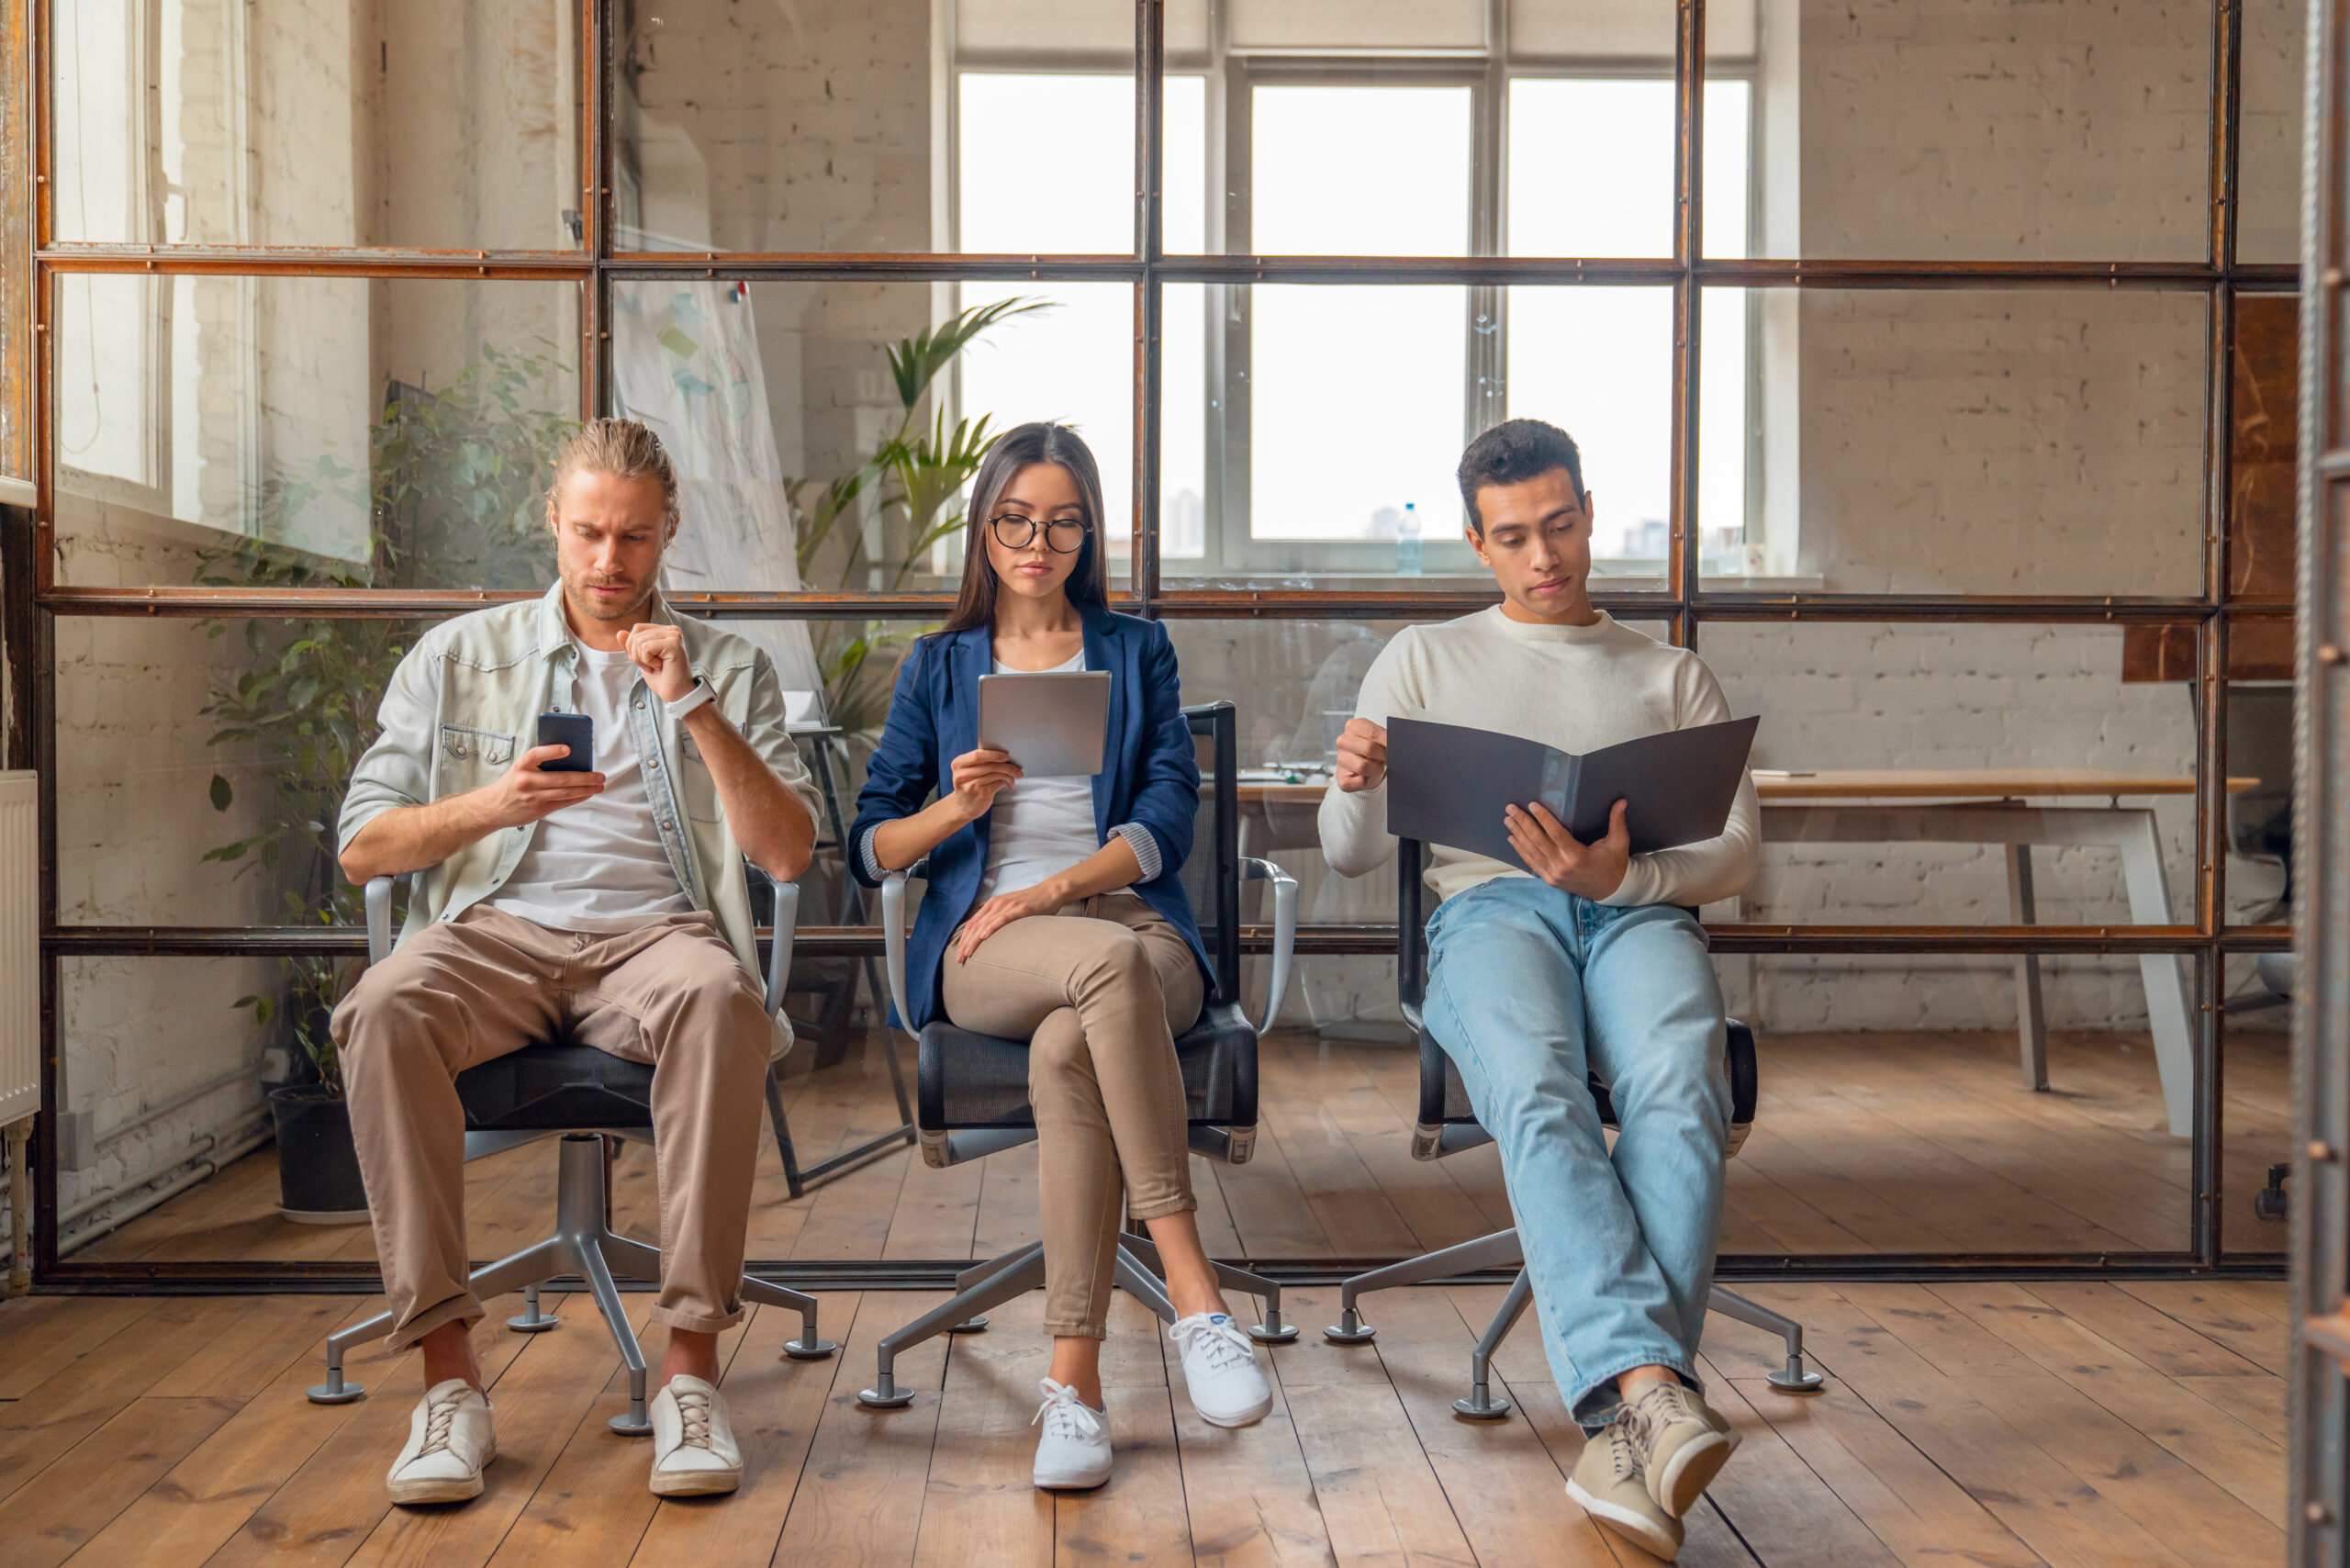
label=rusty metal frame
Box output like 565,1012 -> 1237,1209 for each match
12,0 -> 2298,1288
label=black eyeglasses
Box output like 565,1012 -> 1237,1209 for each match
988,514 -> 1092,554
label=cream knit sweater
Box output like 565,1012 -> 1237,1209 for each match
1316,607 -> 1761,908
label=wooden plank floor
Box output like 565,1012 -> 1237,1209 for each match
75,1025 -> 2291,1267
0,1277 -> 2288,1566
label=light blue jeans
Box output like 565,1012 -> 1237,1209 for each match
1424,877 -> 1730,1428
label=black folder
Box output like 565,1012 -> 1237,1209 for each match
1385,713 -> 1760,869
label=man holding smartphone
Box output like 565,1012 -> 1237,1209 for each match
331,419 -> 820,1506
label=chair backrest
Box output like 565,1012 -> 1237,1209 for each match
1397,836 -> 1433,1018
1181,700 -> 1243,1009
2226,684 -> 2293,866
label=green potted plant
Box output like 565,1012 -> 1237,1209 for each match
203,343 -> 576,1221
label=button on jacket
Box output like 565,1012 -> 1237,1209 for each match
338,581 -> 822,981
848,605 -> 1211,1030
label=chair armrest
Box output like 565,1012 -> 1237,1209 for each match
766,880 -> 800,1017
364,876 -> 397,967
1238,857 -> 1297,1036
879,858 -> 928,1035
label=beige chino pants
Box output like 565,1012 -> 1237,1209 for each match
330,904 -> 775,1350
938,893 -> 1205,1338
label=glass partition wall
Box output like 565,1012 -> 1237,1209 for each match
17,0 -> 2292,1285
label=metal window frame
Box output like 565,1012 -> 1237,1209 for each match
5,0 -> 2293,1289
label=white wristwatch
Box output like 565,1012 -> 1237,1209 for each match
664,676 -> 715,722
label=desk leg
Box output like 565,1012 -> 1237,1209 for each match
2005,845 -> 2049,1092
2117,811 -> 2195,1138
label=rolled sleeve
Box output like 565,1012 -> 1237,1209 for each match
337,639 -> 442,857
736,650 -> 825,827
1112,822 -> 1163,882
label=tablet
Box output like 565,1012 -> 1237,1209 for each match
977,670 -> 1112,778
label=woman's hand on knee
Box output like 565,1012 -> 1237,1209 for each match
954,882 -> 1064,963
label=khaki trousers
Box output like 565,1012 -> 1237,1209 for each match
938,893 -> 1205,1338
330,904 -> 775,1350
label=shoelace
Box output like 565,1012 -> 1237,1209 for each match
1626,1381 -> 1696,1447
1032,1379 -> 1104,1442
1169,1314 -> 1257,1375
417,1387 -> 470,1459
1598,1412 -> 1644,1484
672,1386 -> 714,1450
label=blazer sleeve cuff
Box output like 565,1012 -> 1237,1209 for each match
1112,823 -> 1163,883
858,824 -> 887,884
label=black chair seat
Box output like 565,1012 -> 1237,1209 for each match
1423,1020 -> 1759,1135
455,1042 -> 655,1132
917,1000 -> 1259,1131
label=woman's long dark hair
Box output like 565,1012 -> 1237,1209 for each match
934,422 -> 1111,637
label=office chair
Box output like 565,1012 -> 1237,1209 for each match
856,700 -> 1302,1408
1320,839 -> 1821,1417
306,872 -> 840,1434
2221,685 -> 2295,1010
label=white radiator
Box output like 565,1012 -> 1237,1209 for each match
0,773 -> 34,1126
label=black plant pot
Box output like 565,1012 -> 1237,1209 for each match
267,1086 -> 370,1225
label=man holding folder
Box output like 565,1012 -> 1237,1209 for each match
1318,419 -> 1759,1561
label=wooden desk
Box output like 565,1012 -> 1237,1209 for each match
1756,770 -> 2244,1140
1240,767 -> 2239,1137
1753,768 -> 2252,801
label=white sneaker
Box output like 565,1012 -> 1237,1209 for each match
1031,1378 -> 1113,1490
1169,1312 -> 1274,1428
386,1378 -> 496,1506
649,1374 -> 744,1496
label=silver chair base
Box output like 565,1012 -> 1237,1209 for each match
856,1237 -> 1297,1409
1322,1226 -> 1824,1417
305,1133 -> 839,1431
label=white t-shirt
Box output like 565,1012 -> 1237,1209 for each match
977,649 -> 1103,900
489,643 -> 696,932
1317,608 -> 1760,909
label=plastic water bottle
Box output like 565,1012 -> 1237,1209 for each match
1396,502 -> 1422,577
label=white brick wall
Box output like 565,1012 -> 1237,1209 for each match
1788,289 -> 2207,596
1796,0 -> 2210,261
619,0 -> 933,252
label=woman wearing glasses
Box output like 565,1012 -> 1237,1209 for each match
849,422 -> 1272,1491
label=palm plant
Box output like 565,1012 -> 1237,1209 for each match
787,297 -> 1045,745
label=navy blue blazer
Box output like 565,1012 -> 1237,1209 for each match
849,605 -> 1211,1030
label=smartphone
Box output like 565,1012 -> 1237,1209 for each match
536,711 -> 595,773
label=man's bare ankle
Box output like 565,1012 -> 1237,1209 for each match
1617,1365 -> 1679,1398
418,1322 -> 484,1393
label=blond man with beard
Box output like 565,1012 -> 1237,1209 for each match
331,419 -> 820,1506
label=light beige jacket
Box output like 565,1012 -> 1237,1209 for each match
338,582 -> 821,980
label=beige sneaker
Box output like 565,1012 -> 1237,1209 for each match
649,1375 -> 743,1496
1625,1380 -> 1740,1518
386,1379 -> 496,1506
1567,1413 -> 1684,1561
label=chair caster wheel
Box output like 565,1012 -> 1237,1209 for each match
508,1312 -> 559,1333
1249,1323 -> 1300,1345
858,1386 -> 917,1409
1452,1394 -> 1512,1420
610,1411 -> 654,1436
947,1316 -> 989,1334
1767,1367 -> 1824,1394
783,1338 -> 840,1361
306,1382 -> 365,1405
